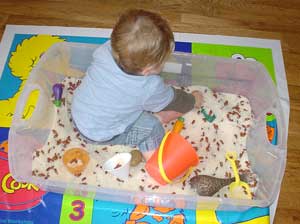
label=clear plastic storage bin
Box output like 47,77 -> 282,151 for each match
8,42 -> 287,211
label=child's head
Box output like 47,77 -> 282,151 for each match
111,9 -> 174,75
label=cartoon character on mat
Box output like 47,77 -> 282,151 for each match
121,204 -> 269,224
0,140 -> 8,153
0,35 -> 64,127
231,53 -> 256,61
0,137 -> 46,211
192,43 -> 276,83
196,202 -> 269,224
125,205 -> 185,224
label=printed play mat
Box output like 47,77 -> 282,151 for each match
0,25 -> 289,224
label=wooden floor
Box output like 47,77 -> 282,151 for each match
0,1 -> 299,223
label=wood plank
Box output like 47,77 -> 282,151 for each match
275,209 -> 300,223
0,13 -> 8,40
288,85 -> 300,101
284,54 -> 300,86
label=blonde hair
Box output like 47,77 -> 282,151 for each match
111,9 -> 174,75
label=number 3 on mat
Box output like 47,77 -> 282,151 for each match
60,195 -> 93,224
70,200 -> 85,221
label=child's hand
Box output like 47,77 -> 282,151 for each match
192,91 -> 204,109
155,111 -> 183,124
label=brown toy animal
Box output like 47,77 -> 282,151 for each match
189,173 -> 250,196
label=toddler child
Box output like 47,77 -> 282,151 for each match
71,9 -> 203,160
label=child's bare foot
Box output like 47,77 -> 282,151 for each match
155,111 -> 183,124
192,91 -> 204,109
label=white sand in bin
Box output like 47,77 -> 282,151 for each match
32,77 -> 258,198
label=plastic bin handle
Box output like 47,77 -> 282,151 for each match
12,83 -> 42,127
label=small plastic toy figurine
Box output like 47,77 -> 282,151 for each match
172,117 -> 185,133
200,107 -> 216,123
52,83 -> 63,107
146,116 -> 198,185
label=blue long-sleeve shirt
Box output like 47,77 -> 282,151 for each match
71,41 -> 174,141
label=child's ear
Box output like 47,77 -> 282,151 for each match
141,66 -> 152,76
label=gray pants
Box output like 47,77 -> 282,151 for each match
80,112 -> 165,153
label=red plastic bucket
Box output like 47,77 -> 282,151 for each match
146,131 -> 199,185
